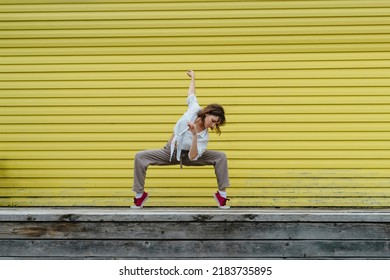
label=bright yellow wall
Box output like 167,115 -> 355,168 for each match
1,0 -> 390,207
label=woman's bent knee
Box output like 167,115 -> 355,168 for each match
217,151 -> 227,162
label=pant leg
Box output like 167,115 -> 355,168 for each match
132,143 -> 179,193
182,150 -> 230,190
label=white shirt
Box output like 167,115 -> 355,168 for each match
170,94 -> 208,162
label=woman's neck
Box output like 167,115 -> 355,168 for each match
195,117 -> 205,131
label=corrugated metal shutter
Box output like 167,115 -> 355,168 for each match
1,0 -> 390,207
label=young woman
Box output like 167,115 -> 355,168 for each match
131,70 -> 230,209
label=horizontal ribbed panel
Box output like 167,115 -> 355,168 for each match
1,0 -> 390,207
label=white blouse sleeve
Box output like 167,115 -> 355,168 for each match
187,94 -> 201,113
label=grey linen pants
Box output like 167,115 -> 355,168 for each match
132,142 -> 230,193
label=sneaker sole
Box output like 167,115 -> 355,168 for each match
130,194 -> 149,209
213,194 -> 230,209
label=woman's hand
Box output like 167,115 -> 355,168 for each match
188,121 -> 199,160
186,70 -> 195,79
187,121 -> 197,135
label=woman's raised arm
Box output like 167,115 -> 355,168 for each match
186,70 -> 196,96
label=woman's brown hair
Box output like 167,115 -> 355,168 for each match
198,104 -> 226,135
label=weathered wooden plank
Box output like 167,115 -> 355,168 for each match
1,208 -> 390,222
1,240 -> 389,258
1,222 -> 390,240
1,208 -> 389,259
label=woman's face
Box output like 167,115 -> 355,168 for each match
204,114 -> 221,130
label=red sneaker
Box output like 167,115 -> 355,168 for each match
131,192 -> 149,209
213,192 -> 230,209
